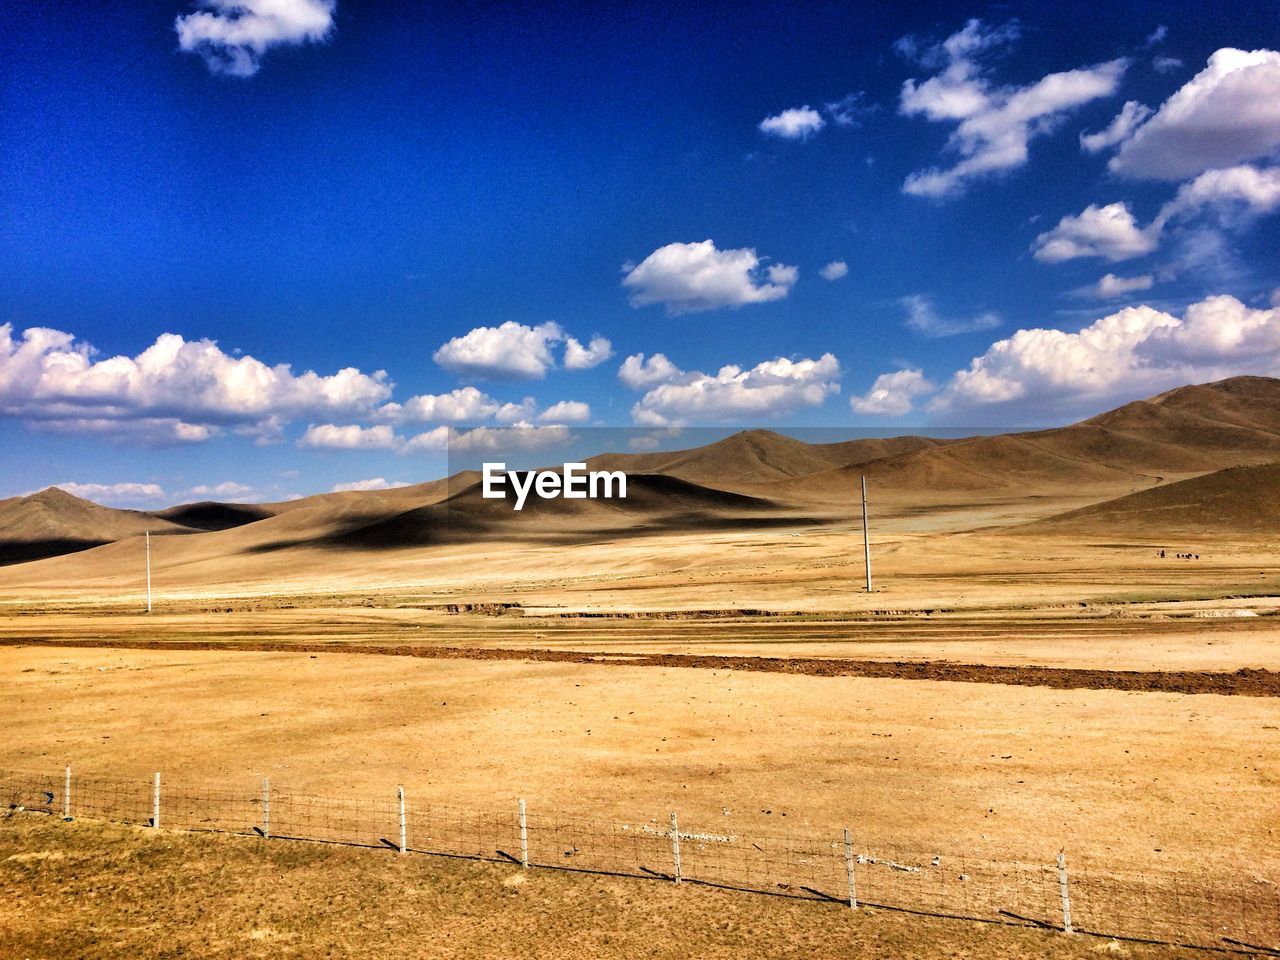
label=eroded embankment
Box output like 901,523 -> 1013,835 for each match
2,636 -> 1278,697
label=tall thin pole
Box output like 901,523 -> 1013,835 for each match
145,531 -> 152,614
861,475 -> 871,592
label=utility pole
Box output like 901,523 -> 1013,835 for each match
145,531 -> 152,614
861,475 -> 871,592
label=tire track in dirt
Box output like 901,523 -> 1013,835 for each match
3,636 -> 1278,697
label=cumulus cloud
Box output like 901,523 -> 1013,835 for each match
331,478 -> 410,493
929,294 -> 1280,419
850,369 -> 935,416
433,321 -> 564,380
1032,203 -> 1158,262
175,0 -> 335,77
898,19 -> 1128,197
494,397 -> 537,423
629,354 -> 840,426
0,324 -> 390,444
622,241 -> 797,315
297,423 -> 399,450
562,335 -> 614,370
901,295 -> 1001,338
1077,273 -> 1156,299
377,387 -> 498,424
538,400 -> 591,422
759,106 -> 826,140
1034,166 -> 1280,263
187,481 -> 256,499
1103,48 -> 1280,180
617,353 -> 687,390
401,426 -> 451,453
447,423 -> 574,454
1080,101 -> 1152,153
819,260 -> 849,281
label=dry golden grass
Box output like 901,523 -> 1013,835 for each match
0,816 -> 1203,960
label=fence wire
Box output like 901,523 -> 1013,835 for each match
1,767 -> 1275,954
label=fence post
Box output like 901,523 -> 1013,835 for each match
152,772 -> 160,829
670,811 -> 682,884
1057,851 -> 1073,933
262,777 -> 270,839
843,828 -> 858,909
63,766 -> 71,821
518,798 -> 529,869
398,786 -> 407,854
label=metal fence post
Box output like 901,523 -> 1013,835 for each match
63,766 -> 71,821
670,811 -> 682,884
518,799 -> 529,869
152,772 -> 161,829
1057,851 -> 1073,933
844,828 -> 858,909
398,786 -> 407,854
262,777 -> 270,839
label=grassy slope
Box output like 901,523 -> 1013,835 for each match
0,817 -> 1198,960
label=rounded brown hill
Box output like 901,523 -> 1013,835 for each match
0,488 -> 189,565
1035,461 -> 1280,534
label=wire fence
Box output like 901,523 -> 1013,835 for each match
2,766 -> 1276,954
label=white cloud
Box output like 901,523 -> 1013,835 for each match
538,400 -> 591,422
1106,48 -> 1280,180
377,386 -> 498,424
493,398 -> 536,423
819,261 -> 849,281
331,478 -> 411,493
1146,25 -> 1168,47
432,321 -> 564,380
901,294 -> 1001,338
1153,56 -> 1183,74
630,354 -> 840,426
1080,101 -> 1152,153
1034,166 -> 1280,263
825,92 -> 873,127
898,19 -> 1128,197
563,335 -> 614,370
1032,203 -> 1158,262
1079,273 -> 1156,299
402,426 -> 451,453
850,369 -> 935,416
297,423 -> 399,450
175,0 -> 335,77
929,294 -> 1280,419
1153,164 -> 1280,228
447,423 -> 574,453
0,325 -> 391,443
42,481 -> 166,506
622,240 -> 797,315
618,353 -> 687,390
187,481 -> 256,498
758,106 -> 826,140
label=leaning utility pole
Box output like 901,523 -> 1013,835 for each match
145,531 -> 152,614
861,475 -> 871,592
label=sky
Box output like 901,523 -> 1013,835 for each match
1,0 -> 1279,506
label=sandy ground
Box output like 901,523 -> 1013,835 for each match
3,644 -> 1276,882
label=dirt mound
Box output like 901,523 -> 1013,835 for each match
321,473 -> 802,549
0,488 -> 188,566
154,501 -> 274,531
1035,461 -> 1280,533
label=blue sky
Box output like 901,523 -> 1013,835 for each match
2,1 -> 1278,505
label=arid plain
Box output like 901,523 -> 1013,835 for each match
3,376 -> 1280,954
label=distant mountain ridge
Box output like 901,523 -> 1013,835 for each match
2,375 -> 1278,565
